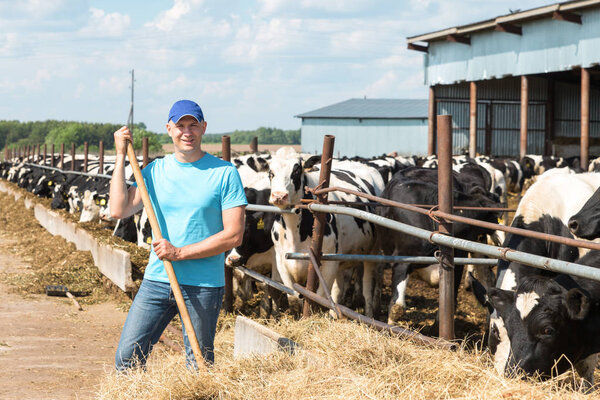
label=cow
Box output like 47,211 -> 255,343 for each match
268,146 -> 385,317
375,168 -> 502,324
470,251 -> 600,390
483,172 -> 600,381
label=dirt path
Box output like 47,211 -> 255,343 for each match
0,245 -> 127,400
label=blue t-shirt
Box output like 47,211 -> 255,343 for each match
138,153 -> 247,287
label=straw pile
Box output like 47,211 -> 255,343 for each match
97,314 -> 598,400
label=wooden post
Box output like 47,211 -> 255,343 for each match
142,137 -> 149,168
428,86 -> 437,155
83,142 -> 89,172
250,136 -> 258,153
303,135 -> 335,318
469,81 -> 477,158
99,141 -> 104,174
520,75 -> 529,160
70,142 -> 76,171
36,144 -> 40,163
221,135 -> 233,313
60,143 -> 64,170
51,144 -> 55,167
581,67 -> 590,171
437,115 -> 455,340
43,144 -> 47,165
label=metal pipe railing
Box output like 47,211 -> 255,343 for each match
285,253 -> 498,265
307,203 -> 600,283
236,265 -> 298,297
20,162 -> 135,185
313,186 -> 600,253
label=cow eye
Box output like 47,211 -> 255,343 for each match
268,171 -> 274,180
541,326 -> 555,336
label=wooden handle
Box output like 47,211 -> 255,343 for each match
125,142 -> 207,372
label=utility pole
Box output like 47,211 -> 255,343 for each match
128,69 -> 135,132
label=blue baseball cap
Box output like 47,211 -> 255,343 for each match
168,100 -> 204,123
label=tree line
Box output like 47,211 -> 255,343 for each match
0,120 -> 300,153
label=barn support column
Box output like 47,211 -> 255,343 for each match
520,75 -> 529,160
437,115 -> 455,341
469,81 -> 477,158
545,78 -> 554,156
428,86 -> 436,155
581,67 -> 590,170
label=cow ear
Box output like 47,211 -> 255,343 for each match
469,272 -> 494,314
487,287 -> 515,314
564,288 -> 590,320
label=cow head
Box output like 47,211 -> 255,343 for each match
79,190 -> 102,223
268,147 -> 304,208
568,186 -> 600,240
471,273 -> 595,381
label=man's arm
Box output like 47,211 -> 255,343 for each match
109,126 -> 143,219
152,205 -> 245,261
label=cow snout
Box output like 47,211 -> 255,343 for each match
269,191 -> 289,206
568,217 -> 580,235
226,253 -> 243,267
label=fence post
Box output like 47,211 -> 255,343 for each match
60,143 -> 64,170
303,135 -> 335,318
43,144 -> 47,165
250,136 -> 258,153
36,144 -> 40,163
83,141 -> 89,172
51,144 -> 55,167
437,115 -> 455,341
99,141 -> 104,174
142,137 -> 149,168
71,142 -> 76,171
221,135 -> 233,313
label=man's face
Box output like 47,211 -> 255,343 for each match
166,115 -> 206,154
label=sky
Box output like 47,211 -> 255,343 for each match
0,0 -> 552,134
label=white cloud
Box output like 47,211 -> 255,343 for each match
146,0 -> 205,32
99,76 -> 129,93
78,8 -> 131,38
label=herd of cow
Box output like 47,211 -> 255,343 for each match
3,149 -> 600,389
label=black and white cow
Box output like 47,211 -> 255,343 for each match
268,147 -> 385,317
471,251 -> 600,389
375,167 -> 502,324
485,172 -> 600,378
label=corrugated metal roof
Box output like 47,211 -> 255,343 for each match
295,98 -> 428,119
407,0 -> 600,44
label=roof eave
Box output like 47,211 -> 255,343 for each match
407,0 -> 600,44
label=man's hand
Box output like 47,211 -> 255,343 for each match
114,126 -> 132,155
152,238 -> 181,261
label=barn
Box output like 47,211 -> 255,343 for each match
407,0 -> 600,168
296,98 -> 428,158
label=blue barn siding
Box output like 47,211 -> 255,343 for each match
301,118 -> 428,157
424,8 -> 600,86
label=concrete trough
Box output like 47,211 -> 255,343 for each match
234,316 -> 299,358
0,181 -> 135,292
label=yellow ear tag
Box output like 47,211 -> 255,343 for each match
48,181 -> 53,186
257,218 -> 265,230
498,217 -> 505,225
100,199 -> 106,205
146,237 -> 152,244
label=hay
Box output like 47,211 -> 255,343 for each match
0,187 -> 132,307
97,314 -> 597,400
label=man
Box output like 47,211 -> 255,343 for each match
110,99 -> 247,370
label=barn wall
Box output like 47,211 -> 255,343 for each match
436,77 -> 547,156
424,8 -> 600,85
300,118 -> 428,157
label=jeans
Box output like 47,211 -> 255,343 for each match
115,279 -> 224,371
